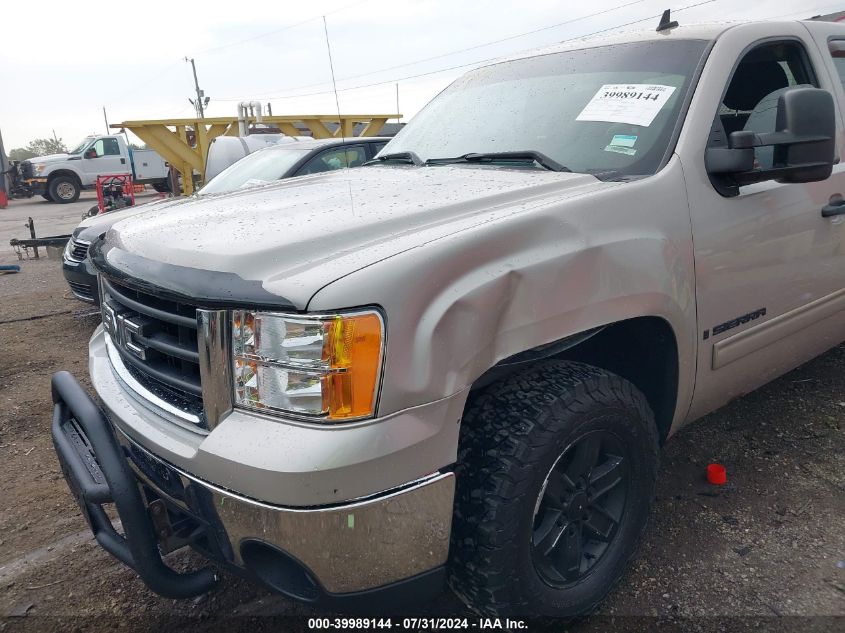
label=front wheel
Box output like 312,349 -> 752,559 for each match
449,360 -> 659,617
48,176 -> 80,203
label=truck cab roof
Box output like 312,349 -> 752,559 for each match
500,19 -> 845,65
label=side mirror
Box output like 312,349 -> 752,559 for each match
705,86 -> 836,186
84,148 -> 97,159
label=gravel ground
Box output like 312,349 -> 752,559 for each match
0,200 -> 842,632
1,191 -> 160,266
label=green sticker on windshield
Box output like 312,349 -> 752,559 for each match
610,134 -> 637,147
605,134 -> 637,156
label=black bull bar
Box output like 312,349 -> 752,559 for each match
49,370 -> 217,598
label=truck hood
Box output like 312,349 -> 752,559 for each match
27,153 -> 73,165
78,185 -> 287,242
106,166 -> 616,307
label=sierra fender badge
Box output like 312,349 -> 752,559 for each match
704,307 -> 767,340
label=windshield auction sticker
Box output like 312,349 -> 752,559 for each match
576,84 -> 677,127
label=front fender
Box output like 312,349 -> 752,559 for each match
45,166 -> 84,184
308,157 -> 697,428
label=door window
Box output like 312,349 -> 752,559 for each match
102,138 -> 121,155
370,141 -> 389,156
719,41 -> 818,170
296,145 -> 368,175
90,138 -> 121,157
827,40 -> 845,90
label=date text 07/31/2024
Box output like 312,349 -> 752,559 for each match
307,617 -> 528,630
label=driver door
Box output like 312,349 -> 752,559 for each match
82,137 -> 128,179
682,28 -> 845,420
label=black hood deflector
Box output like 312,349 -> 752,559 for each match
90,240 -> 298,311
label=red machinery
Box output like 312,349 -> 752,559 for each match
86,174 -> 136,218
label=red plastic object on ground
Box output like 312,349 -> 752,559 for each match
707,463 -> 727,485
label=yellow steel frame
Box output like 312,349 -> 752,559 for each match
112,114 -> 397,195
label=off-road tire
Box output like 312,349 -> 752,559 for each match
449,360 -> 660,617
48,176 -> 80,203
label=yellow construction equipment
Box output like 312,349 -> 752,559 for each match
111,114 -> 398,195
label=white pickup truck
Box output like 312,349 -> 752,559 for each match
22,134 -> 169,203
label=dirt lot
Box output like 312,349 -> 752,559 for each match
0,191 -> 160,259
0,198 -> 843,632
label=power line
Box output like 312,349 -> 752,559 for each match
101,0 -> 822,128
765,1 -> 844,20
217,0 -> 647,100
138,0 -> 823,122
108,60 -> 184,106
107,1 -> 371,108
217,0 -> 719,103
197,0 -> 372,55
333,0 -> 651,84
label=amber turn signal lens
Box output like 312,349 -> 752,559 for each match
325,313 -> 383,420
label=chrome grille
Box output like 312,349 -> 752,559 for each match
100,277 -> 205,425
65,238 -> 90,263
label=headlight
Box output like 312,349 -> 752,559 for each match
34,164 -> 47,175
231,310 -> 384,422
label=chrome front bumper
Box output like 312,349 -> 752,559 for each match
53,368 -> 454,604
118,426 -> 455,594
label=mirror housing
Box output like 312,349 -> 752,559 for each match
84,148 -> 97,159
705,86 -> 835,186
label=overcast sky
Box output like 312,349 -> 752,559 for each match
1,0 -> 839,150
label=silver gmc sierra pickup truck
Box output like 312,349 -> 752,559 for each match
51,19 -> 845,617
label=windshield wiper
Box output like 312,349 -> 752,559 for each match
425,151 -> 571,172
366,151 -> 424,166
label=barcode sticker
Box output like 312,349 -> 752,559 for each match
576,84 -> 676,127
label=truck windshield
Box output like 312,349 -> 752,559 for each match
382,39 -> 708,179
199,147 -> 310,195
68,138 -> 93,155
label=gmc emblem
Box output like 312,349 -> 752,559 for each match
102,301 -> 150,360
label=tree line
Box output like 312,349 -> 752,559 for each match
8,137 -> 68,161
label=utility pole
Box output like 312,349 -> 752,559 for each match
102,106 -> 110,134
185,57 -> 208,119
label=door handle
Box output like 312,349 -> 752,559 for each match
822,196 -> 845,217
120,158 -> 126,164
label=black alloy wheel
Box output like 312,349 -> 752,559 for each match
531,430 -> 629,587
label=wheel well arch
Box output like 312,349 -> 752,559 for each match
468,316 -> 679,443
47,170 -> 82,186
